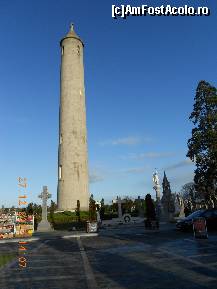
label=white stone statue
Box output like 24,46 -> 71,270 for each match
174,193 -> 185,217
152,170 -> 161,201
153,170 -> 160,186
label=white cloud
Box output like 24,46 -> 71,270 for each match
123,152 -> 174,160
120,166 -> 148,174
165,159 -> 194,171
89,171 -> 104,183
169,172 -> 194,192
99,136 -> 152,146
89,165 -> 149,183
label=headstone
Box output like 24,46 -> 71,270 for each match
37,186 -> 53,232
115,197 -> 127,218
96,211 -> 101,223
174,193 -> 185,218
193,217 -> 208,239
207,197 -> 215,209
111,197 -> 128,222
117,197 -> 122,218
213,195 -> 217,208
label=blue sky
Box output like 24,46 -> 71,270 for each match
0,0 -> 216,206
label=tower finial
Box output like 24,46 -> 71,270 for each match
70,23 -> 74,32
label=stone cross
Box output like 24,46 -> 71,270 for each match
117,197 -> 126,218
38,186 -> 51,222
37,186 -> 53,232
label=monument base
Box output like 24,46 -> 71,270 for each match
37,220 -> 53,232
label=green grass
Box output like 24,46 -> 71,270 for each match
50,211 -> 89,231
0,254 -> 16,268
34,211 -> 90,231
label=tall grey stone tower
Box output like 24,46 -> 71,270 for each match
57,24 -> 89,211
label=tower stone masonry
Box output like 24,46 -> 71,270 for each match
57,24 -> 89,211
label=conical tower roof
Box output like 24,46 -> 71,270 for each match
60,24 -> 84,46
162,171 -> 168,181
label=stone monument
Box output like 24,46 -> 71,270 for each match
161,172 -> 175,221
152,170 -> 161,219
153,170 -> 161,202
37,186 -> 53,232
116,197 -> 125,218
174,193 -> 185,218
57,24 -> 89,211
112,197 -> 131,222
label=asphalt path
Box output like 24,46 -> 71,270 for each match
0,224 -> 217,289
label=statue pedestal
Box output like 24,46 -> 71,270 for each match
37,220 -> 53,232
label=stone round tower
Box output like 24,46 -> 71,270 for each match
57,24 -> 89,211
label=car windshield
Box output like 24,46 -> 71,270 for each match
185,210 -> 205,220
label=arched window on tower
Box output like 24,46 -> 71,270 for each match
59,165 -> 62,180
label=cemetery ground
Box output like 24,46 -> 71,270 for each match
0,223 -> 217,289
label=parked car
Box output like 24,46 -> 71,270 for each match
176,209 -> 217,231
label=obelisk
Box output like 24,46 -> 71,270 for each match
57,24 -> 89,211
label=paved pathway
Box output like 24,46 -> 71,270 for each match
0,237 -> 87,289
0,225 -> 217,289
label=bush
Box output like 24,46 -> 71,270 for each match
35,211 -> 90,231
130,211 -> 140,217
102,212 -> 118,220
47,211 -> 89,231
52,220 -> 87,231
